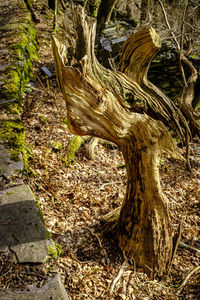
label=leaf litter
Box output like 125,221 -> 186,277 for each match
0,2 -> 199,299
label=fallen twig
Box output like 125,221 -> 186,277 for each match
99,181 -> 122,190
179,241 -> 200,254
110,260 -> 128,294
86,227 -> 109,265
176,265 -> 200,295
0,266 -> 12,278
20,272 -> 47,279
158,0 -> 180,50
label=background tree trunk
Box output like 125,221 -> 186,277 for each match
48,0 -> 56,10
140,0 -> 151,23
157,0 -> 200,138
97,0 -> 118,31
24,0 -> 40,22
52,6 -> 185,279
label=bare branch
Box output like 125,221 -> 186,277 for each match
110,261 -> 129,294
176,266 -> 200,295
158,0 -> 180,50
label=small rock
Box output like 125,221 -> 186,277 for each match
111,36 -> 127,45
41,66 -> 53,78
52,141 -> 63,151
0,98 -> 17,105
0,64 -> 11,72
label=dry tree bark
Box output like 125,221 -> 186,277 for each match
117,28 -> 190,139
52,6 -> 186,279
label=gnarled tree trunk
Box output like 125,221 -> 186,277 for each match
52,6 -> 185,279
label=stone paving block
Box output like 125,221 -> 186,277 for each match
41,66 -> 53,78
0,98 -> 17,105
0,143 -> 24,177
0,273 -> 69,300
0,64 -> 12,72
0,184 -> 56,263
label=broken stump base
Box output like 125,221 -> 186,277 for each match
101,206 -> 121,232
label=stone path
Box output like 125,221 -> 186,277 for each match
0,0 -> 55,264
0,143 -> 24,178
0,274 -> 69,300
0,184 -> 56,263
0,0 -> 69,298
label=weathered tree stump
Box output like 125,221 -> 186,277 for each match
52,6 -> 185,279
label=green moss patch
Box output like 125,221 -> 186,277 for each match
47,245 -> 58,259
62,136 -> 84,167
47,243 -> 62,259
52,141 -> 63,152
0,4 -> 39,174
0,13 -> 39,105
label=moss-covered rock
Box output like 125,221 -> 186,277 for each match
0,119 -> 33,174
0,3 -> 39,105
0,0 -> 39,174
52,141 -> 63,152
62,136 -> 84,167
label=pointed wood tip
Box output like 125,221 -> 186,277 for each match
149,26 -> 162,48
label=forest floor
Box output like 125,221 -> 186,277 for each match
1,2 -> 200,299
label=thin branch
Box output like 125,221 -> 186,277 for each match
176,266 -> 200,295
185,22 -> 200,34
158,0 -> 180,50
0,266 -> 12,278
167,223 -> 182,278
86,227 -> 109,265
83,0 -> 89,10
179,241 -> 200,254
180,0 -> 189,52
179,0 -> 189,88
60,0 -> 66,10
185,128 -> 191,171
24,0 -> 40,23
110,260 -> 128,294
53,0 -> 58,30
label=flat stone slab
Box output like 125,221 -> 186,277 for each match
0,143 -> 24,177
0,184 -> 56,262
41,66 -> 53,78
0,273 -> 69,300
0,64 -> 12,72
0,98 -> 17,104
